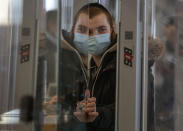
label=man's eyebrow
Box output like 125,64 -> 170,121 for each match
96,25 -> 108,29
77,25 -> 88,29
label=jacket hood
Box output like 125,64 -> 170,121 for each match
61,30 -> 77,52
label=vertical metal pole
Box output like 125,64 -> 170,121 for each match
117,0 -> 142,130
115,0 -> 121,130
150,0 -> 156,38
136,0 -> 142,130
57,0 -> 62,130
142,0 -> 149,131
33,0 -> 40,130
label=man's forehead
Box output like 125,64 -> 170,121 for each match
89,14 -> 109,26
77,13 -> 109,27
79,13 -> 107,20
77,13 -> 89,22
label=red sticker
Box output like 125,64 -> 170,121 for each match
124,47 -> 133,67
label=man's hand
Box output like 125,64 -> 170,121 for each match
73,100 -> 87,122
86,97 -> 99,122
73,97 -> 98,123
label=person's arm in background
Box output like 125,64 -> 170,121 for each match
147,38 -> 165,131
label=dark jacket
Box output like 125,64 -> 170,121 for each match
147,60 -> 155,131
60,30 -> 116,131
87,49 -> 116,131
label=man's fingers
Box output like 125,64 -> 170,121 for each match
86,107 -> 96,112
76,102 -> 86,112
87,112 -> 99,122
87,97 -> 96,103
79,100 -> 86,104
73,111 -> 86,117
77,102 -> 86,107
73,112 -> 87,122
88,112 -> 99,117
87,102 -> 96,108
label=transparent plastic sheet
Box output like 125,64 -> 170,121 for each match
147,0 -> 183,130
36,0 -> 59,130
58,1 -> 89,130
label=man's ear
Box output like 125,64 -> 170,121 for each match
71,25 -> 75,41
112,22 -> 116,34
111,22 -> 117,43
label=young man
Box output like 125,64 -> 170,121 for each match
61,3 -> 117,131
72,3 -> 117,131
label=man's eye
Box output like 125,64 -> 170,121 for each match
77,27 -> 88,33
98,27 -> 107,33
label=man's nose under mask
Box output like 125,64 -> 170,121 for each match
73,33 -> 111,56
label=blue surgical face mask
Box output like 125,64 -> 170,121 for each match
73,33 -> 111,56
73,33 -> 89,55
88,33 -> 111,55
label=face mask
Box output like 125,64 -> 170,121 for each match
73,33 -> 89,55
74,33 -> 111,56
88,33 -> 111,55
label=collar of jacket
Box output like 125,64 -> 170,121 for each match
88,39 -> 117,72
61,30 -> 88,84
89,50 -> 116,72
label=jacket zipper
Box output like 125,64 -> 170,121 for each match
91,51 -> 109,96
91,47 -> 116,96
91,65 -> 103,97
62,35 -> 88,85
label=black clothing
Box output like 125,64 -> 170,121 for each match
87,51 -> 116,131
60,30 -> 116,131
147,60 -> 155,131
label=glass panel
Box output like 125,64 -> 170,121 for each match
0,0 -> 34,130
36,0 -> 59,130
147,0 -> 183,131
0,0 -> 13,114
0,0 -> 23,124
58,1 -> 118,131
58,1 -> 89,130
0,0 -> 118,130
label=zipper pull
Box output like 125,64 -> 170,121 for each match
85,88 -> 90,101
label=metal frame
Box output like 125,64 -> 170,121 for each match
115,0 -> 121,130
174,13 -> 183,131
57,0 -> 62,130
14,0 -> 37,108
141,0 -> 149,131
116,0 -> 144,130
